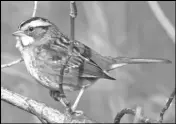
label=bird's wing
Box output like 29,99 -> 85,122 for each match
72,40 -> 171,71
72,40 -> 116,71
34,41 -> 115,80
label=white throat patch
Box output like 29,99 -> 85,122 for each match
21,35 -> 35,46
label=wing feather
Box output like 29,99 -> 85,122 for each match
34,39 -> 114,80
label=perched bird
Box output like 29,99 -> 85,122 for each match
13,17 -> 171,114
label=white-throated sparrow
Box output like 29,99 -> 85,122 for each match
13,17 -> 171,113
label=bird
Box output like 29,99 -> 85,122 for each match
12,17 -> 171,114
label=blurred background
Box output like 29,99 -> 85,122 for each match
1,1 -> 175,123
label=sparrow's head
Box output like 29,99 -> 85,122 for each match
13,17 -> 58,48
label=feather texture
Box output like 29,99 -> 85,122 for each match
15,17 -> 171,92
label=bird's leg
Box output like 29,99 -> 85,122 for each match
50,86 -> 86,116
68,86 -> 87,116
72,86 -> 85,112
49,90 -> 82,116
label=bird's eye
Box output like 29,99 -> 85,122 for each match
29,27 -> 34,32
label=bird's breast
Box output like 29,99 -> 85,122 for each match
21,49 -> 84,92
22,50 -> 53,88
22,50 -> 40,80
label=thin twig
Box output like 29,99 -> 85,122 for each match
147,1 -> 175,43
1,1 -> 38,70
114,108 -> 135,123
68,1 -> 77,54
158,88 -> 175,123
114,108 -> 153,123
1,87 -> 95,123
70,1 -> 77,41
32,1 -> 38,17
58,56 -> 72,110
58,1 -> 78,94
1,58 -> 23,69
147,2 -> 175,122
56,1 -> 78,113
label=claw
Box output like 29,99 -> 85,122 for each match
65,108 -> 84,117
73,110 -> 84,116
50,86 -> 86,116
49,90 -> 71,108
60,97 -> 71,108
50,90 -> 61,101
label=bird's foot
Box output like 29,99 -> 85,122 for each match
65,86 -> 86,116
49,90 -> 71,108
73,110 -> 84,116
66,107 -> 84,117
50,86 -> 85,117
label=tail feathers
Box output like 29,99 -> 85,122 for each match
108,57 -> 172,71
103,71 -> 116,80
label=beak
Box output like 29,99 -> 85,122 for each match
12,30 -> 25,37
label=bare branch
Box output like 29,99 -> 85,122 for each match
32,1 -> 38,17
114,88 -> 175,124
59,1 -> 78,90
70,1 -> 77,41
68,1 -> 77,54
158,88 -> 175,123
1,1 -> 38,70
146,2 -> 175,122
55,1 -> 78,113
1,58 -> 23,69
1,87 -> 96,123
147,1 -> 175,43
114,108 -> 154,123
114,108 -> 135,123
36,116 -> 48,123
